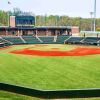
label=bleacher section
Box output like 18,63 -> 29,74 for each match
0,37 -> 11,47
56,35 -> 70,44
1,36 -> 100,46
22,36 -> 41,44
38,36 -> 54,44
0,42 -> 4,47
3,36 -> 24,45
82,37 -> 100,45
65,37 -> 84,44
0,38 -> 6,43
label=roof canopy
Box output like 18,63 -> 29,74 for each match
80,31 -> 100,34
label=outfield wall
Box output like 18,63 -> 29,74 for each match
0,83 -> 100,99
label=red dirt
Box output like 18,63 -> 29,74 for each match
10,47 -> 100,56
0,46 -> 13,50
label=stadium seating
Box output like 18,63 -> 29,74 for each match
56,35 -> 70,44
0,38 -> 8,43
38,36 -> 54,44
22,36 -> 41,44
0,37 -> 11,47
65,37 -> 84,44
1,36 -> 100,46
82,37 -> 100,45
0,42 -> 5,47
3,36 -> 24,45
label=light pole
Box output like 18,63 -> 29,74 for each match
90,12 -> 94,31
93,0 -> 96,32
79,17 -> 82,32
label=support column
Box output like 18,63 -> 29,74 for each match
54,30 -> 58,42
17,30 -> 20,36
6,30 -> 8,36
55,30 -> 58,36
83,33 -> 85,37
33,30 -> 35,36
46,30 -> 48,36
97,34 -> 98,38
35,30 -> 38,36
65,30 -> 68,35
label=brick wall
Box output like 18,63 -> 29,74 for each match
9,16 -> 16,27
71,26 -> 79,34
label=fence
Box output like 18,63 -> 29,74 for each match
0,83 -> 100,99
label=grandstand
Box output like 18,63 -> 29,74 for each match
38,36 -> 54,44
82,37 -> 100,45
22,36 -> 41,44
0,35 -> 100,46
56,35 -> 70,44
0,32 -> 99,46
3,36 -> 24,45
0,37 -> 11,47
64,37 -> 84,44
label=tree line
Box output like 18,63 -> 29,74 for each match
0,9 -> 100,31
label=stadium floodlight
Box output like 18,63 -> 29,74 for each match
93,0 -> 96,32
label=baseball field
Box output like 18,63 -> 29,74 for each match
0,44 -> 100,100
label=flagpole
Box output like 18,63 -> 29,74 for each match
8,1 -> 11,27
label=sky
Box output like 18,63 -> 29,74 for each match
0,0 -> 100,18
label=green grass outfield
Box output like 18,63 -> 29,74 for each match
0,44 -> 100,100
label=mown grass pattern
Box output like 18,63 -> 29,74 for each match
0,44 -> 100,99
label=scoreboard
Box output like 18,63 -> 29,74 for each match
10,16 -> 35,27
